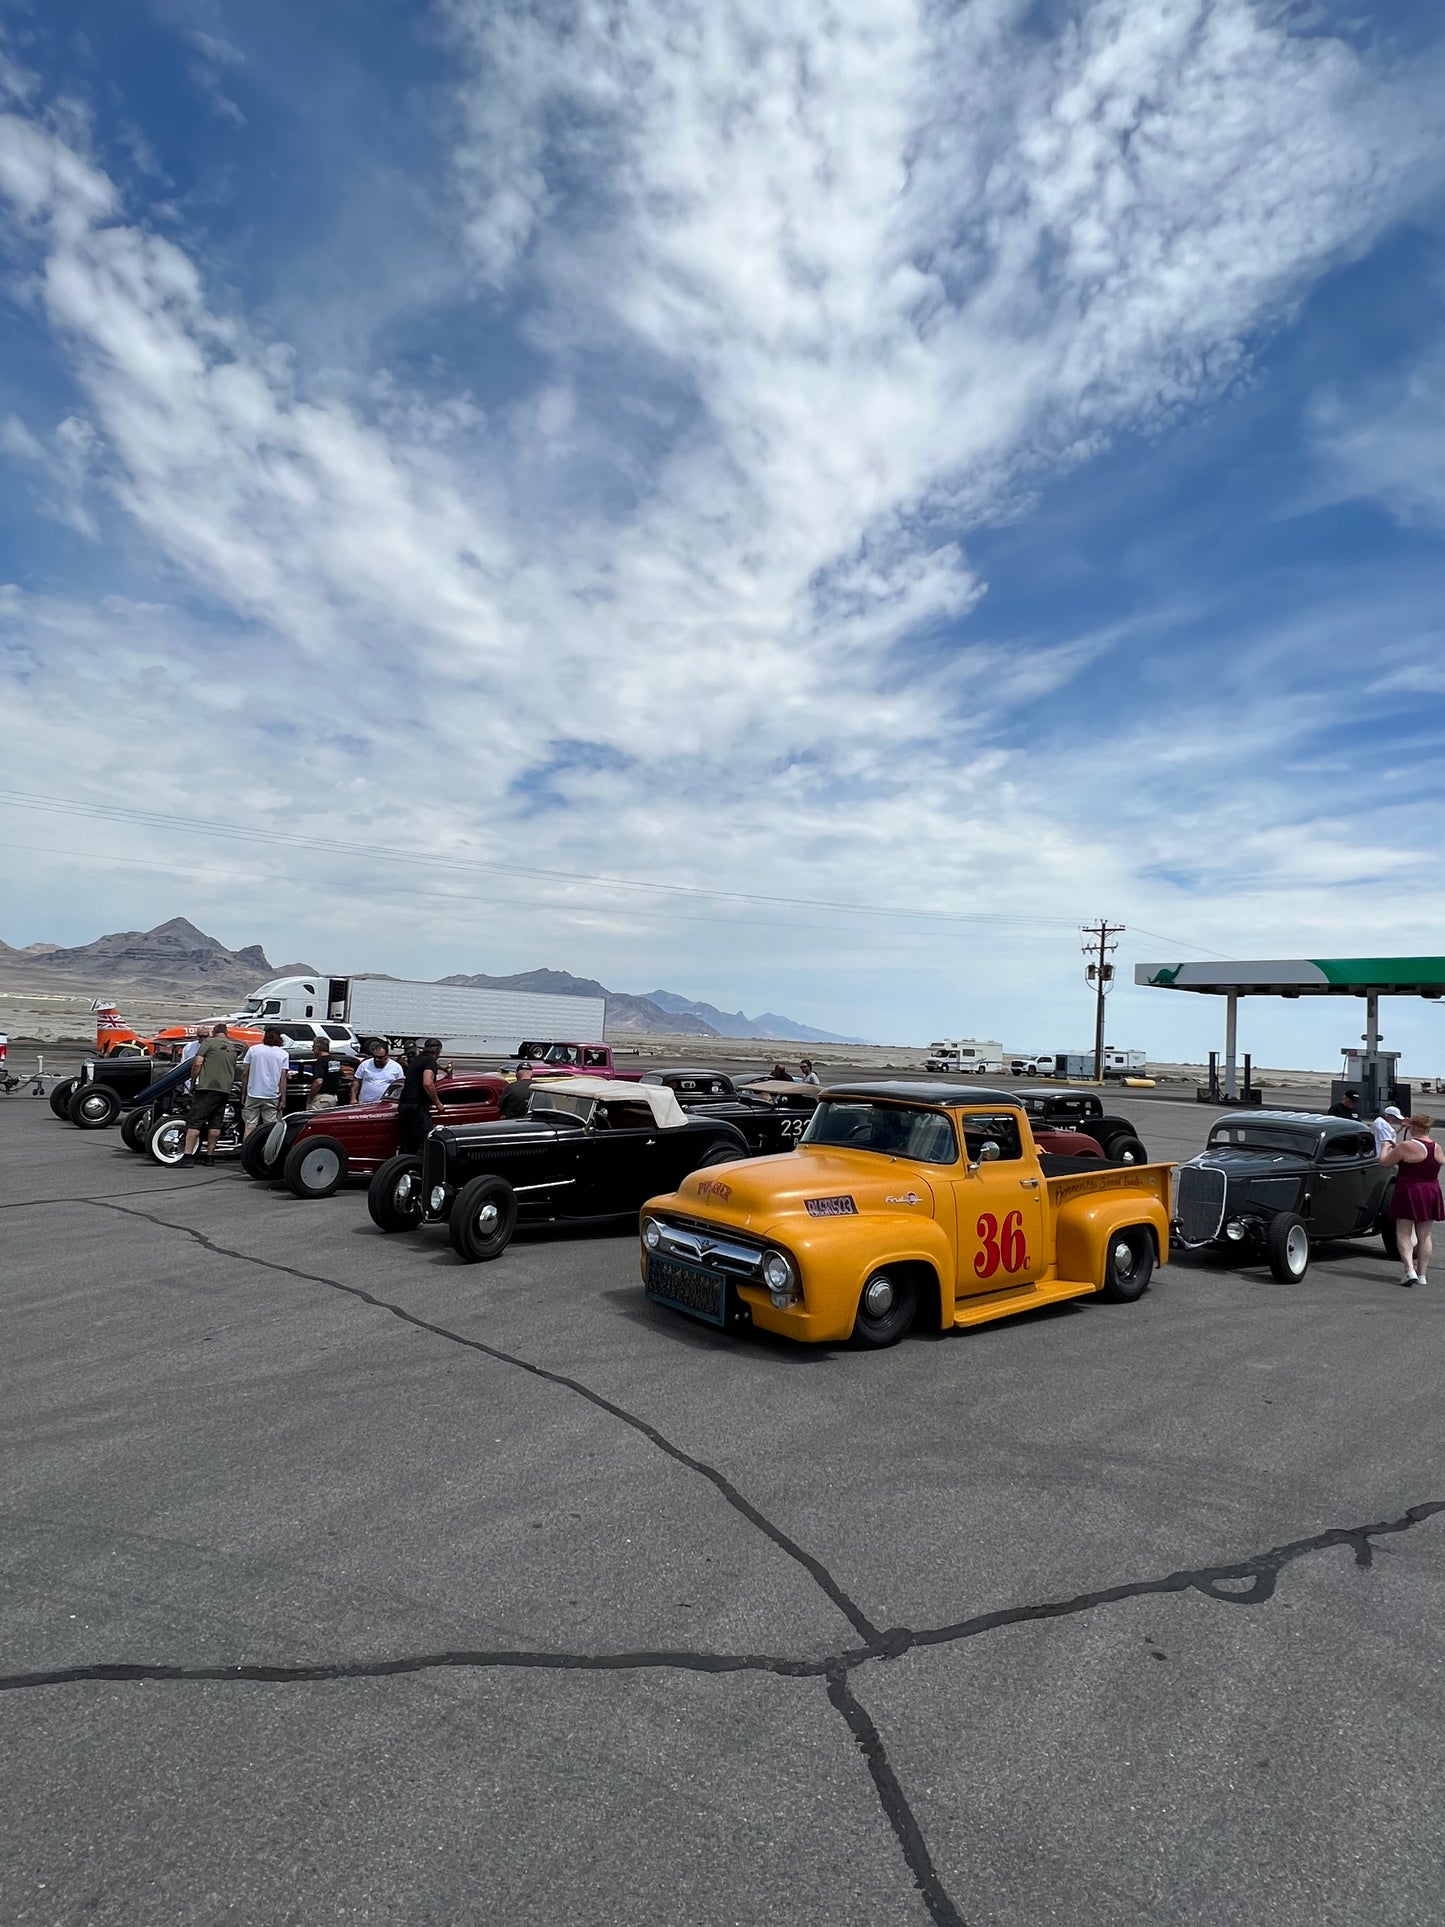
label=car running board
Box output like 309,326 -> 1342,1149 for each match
952,1274 -> 1097,1328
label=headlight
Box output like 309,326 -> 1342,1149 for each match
1225,1219 -> 1246,1241
642,1218 -> 662,1250
762,1251 -> 792,1289
429,1184 -> 449,1213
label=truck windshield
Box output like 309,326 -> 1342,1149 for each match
1207,1124 -> 1321,1156
803,1100 -> 958,1164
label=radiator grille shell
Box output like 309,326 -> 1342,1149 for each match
1174,1163 -> 1228,1245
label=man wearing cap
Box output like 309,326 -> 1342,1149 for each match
1374,1104 -> 1405,1158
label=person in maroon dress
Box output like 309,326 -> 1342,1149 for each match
1379,1113 -> 1445,1287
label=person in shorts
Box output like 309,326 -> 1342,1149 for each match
239,1027 -> 291,1138
182,1023 -> 239,1165
302,1039 -> 352,1112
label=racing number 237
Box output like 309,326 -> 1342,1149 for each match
975,1210 -> 1027,1278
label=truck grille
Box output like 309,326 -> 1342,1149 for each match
1174,1164 -> 1227,1245
650,1217 -> 765,1279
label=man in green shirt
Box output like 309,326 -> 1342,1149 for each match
182,1022 -> 240,1165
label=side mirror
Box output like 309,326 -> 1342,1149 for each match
967,1139 -> 1002,1175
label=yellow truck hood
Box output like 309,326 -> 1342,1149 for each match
672,1146 -> 936,1234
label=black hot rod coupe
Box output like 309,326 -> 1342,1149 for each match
1172,1111 -> 1394,1281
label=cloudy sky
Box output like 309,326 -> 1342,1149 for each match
2,1 -> 1445,1063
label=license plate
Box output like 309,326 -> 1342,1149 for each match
645,1253 -> 726,1326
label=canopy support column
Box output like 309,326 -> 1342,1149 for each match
1223,992 -> 1239,1100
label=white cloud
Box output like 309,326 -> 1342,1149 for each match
0,7 -> 1443,1049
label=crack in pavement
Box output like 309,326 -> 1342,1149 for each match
0,1177 -> 229,1210
9,1187 -> 1445,1926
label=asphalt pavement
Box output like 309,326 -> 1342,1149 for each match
2,1089 -> 1443,1925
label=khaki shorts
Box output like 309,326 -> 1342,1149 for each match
307,1092 -> 339,1113
243,1095 -> 280,1130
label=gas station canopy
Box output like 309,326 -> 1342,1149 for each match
1135,958 -> 1445,997
1136,957 -> 1445,1103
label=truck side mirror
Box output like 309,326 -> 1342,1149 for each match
967,1139 -> 1002,1174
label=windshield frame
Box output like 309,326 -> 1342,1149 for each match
1205,1124 -> 1323,1158
801,1098 -> 960,1166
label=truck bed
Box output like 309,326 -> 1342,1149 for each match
1041,1159 -> 1173,1211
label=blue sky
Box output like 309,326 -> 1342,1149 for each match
3,0 -> 1445,1068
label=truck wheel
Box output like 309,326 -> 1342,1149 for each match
69,1084 -> 121,1129
120,1106 -> 154,1152
49,1076 -> 79,1119
147,1115 -> 189,1166
367,1155 -> 425,1232
1266,1213 -> 1310,1282
851,1269 -> 916,1347
1097,1227 -> 1154,1302
284,1135 -> 349,1200
448,1175 -> 518,1262
1105,1134 -> 1148,1165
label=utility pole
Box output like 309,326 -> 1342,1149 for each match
1081,921 -> 1124,1083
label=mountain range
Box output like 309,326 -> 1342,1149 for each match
1,919 -> 865,1043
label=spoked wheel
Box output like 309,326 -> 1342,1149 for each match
851,1269 -> 917,1347
49,1076 -> 79,1119
147,1115 -> 190,1167
1266,1212 -> 1310,1283
1097,1226 -> 1155,1301
69,1084 -> 121,1129
120,1106 -> 154,1152
284,1135 -> 349,1200
367,1155 -> 425,1232
447,1175 -> 518,1262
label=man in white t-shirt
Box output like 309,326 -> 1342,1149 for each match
353,1041 -> 406,1106
1373,1104 -> 1405,1158
239,1028 -> 291,1138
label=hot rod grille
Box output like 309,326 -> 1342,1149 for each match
1174,1164 -> 1227,1245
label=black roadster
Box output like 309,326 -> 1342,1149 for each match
1012,1088 -> 1148,1164
1173,1111 -> 1394,1281
366,1078 -> 751,1261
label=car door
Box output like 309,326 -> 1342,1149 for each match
1311,1131 -> 1374,1237
575,1097 -> 660,1215
945,1112 -> 1048,1297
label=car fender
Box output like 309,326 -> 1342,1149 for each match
1053,1186 -> 1171,1284
762,1211 -> 956,1337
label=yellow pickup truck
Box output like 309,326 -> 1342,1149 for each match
640,1081 -> 1172,1346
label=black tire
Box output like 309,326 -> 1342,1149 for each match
1097,1225 -> 1155,1301
1266,1212 -> 1310,1283
367,1155 -> 425,1232
241,1128 -> 283,1180
1105,1134 -> 1148,1165
1382,1220 -> 1401,1261
69,1083 -> 121,1129
284,1134 -> 349,1200
698,1142 -> 743,1168
49,1076 -> 79,1119
120,1106 -> 154,1152
851,1269 -> 917,1347
147,1114 -> 190,1167
448,1175 -> 518,1262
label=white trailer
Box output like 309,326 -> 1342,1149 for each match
240,974 -> 607,1055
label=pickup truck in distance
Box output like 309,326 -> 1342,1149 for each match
640,1081 -> 1172,1347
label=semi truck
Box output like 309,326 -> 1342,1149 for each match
240,974 -> 608,1056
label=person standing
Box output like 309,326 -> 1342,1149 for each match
1328,1089 -> 1361,1119
353,1041 -> 405,1106
239,1027 -> 290,1139
396,1037 -> 443,1154
1380,1114 -> 1445,1287
1372,1103 -> 1405,1158
302,1039 -> 353,1112
181,1023 -> 238,1165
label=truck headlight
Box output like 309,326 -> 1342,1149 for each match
763,1250 -> 799,1305
642,1218 -> 662,1250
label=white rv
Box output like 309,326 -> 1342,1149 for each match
923,1039 -> 1005,1075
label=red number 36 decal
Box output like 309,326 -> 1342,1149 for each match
975,1210 -> 1028,1278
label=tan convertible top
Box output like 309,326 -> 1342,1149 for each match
529,1075 -> 688,1129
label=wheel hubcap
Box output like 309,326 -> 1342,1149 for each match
1111,1239 -> 1136,1277
82,1096 -> 108,1120
475,1202 -> 500,1234
156,1126 -> 184,1161
864,1275 -> 895,1317
302,1149 -> 339,1189
1287,1226 -> 1308,1270
395,1173 -> 416,1206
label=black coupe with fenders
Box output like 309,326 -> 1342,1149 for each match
1172,1111 -> 1394,1281
366,1077 -> 752,1262
1012,1088 -> 1149,1164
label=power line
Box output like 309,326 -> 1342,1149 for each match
0,786 -> 1227,954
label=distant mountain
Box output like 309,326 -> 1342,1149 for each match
641,989 -> 866,1045
0,917 -> 275,999
439,968 -> 716,1035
